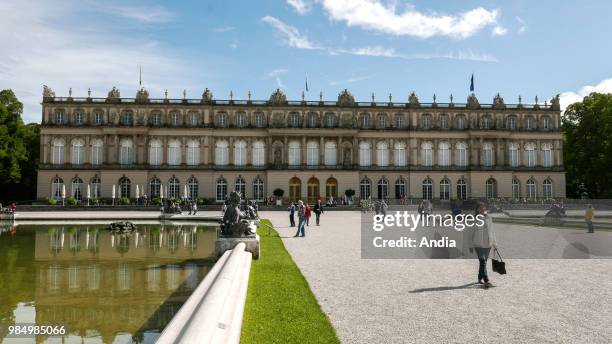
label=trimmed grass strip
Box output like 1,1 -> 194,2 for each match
241,219 -> 340,344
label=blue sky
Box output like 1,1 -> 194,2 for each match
1,0 -> 612,123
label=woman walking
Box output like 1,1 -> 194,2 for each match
293,200 -> 306,237
314,199 -> 324,226
470,203 -> 497,289
305,203 -> 312,226
585,204 -> 595,233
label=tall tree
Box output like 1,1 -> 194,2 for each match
562,92 -> 612,198
0,90 -> 40,202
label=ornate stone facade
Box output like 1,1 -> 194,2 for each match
37,87 -> 566,203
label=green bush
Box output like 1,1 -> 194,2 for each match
151,197 -> 161,205
66,196 -> 77,206
273,188 -> 284,197
119,197 -> 130,205
344,189 -> 356,198
173,198 -> 181,205
47,198 -> 58,205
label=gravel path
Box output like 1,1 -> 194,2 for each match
260,210 -> 612,344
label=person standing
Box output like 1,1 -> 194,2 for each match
585,204 -> 595,233
470,203 -> 497,289
294,200 -> 306,237
305,203 -> 312,226
314,200 -> 324,226
192,201 -> 198,215
288,202 -> 296,227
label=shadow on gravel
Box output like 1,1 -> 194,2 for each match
409,282 -> 481,293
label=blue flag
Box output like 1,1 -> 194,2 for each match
470,74 -> 474,92
305,76 -> 309,92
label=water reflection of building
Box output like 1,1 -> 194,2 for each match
32,225 -> 216,343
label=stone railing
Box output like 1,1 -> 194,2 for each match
156,242 -> 252,344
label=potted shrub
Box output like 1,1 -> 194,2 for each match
119,197 -> 130,205
66,196 -> 77,206
47,198 -> 58,206
345,189 -> 356,205
273,188 -> 284,205
151,197 -> 161,206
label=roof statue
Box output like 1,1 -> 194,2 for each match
43,85 -> 55,98
337,89 -> 356,107
492,93 -> 505,109
467,93 -> 480,109
107,86 -> 121,99
135,87 -> 149,103
432,93 -> 437,107
533,95 -> 540,109
551,94 -> 561,110
269,88 -> 288,105
408,91 -> 420,108
202,88 -> 213,102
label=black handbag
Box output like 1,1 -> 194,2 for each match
491,247 -> 506,275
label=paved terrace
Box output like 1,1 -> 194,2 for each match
262,210 -> 612,344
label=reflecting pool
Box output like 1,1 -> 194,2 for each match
0,223 -> 218,343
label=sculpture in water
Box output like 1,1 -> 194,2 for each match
220,191 -> 257,237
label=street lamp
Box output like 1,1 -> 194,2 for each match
86,184 -> 91,206
61,184 -> 66,206
112,184 -> 116,206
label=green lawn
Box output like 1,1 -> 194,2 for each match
241,219 -> 340,344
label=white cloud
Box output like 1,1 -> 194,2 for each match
275,77 -> 286,89
214,26 -> 236,32
229,41 -> 238,49
338,46 -> 497,62
261,16 -> 320,49
97,3 -> 175,23
559,78 -> 612,110
492,25 -> 507,36
267,68 -> 289,78
516,17 -> 527,33
329,75 -> 372,86
319,0 -> 501,39
287,0 -> 312,15
0,0 -> 198,123
344,46 -> 397,57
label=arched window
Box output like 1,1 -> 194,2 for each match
482,143 -> 494,167
359,142 -> 371,167
509,143 -> 519,167
72,177 -> 83,200
456,115 -> 466,130
360,114 -> 369,128
308,112 -> 318,128
512,177 -> 521,199
253,177 -> 264,202
252,141 -> 265,166
119,139 -> 133,165
394,142 -> 406,167
71,139 -> 84,165
440,178 -> 450,200
542,143 -> 553,167
215,140 -> 229,166
149,177 -> 161,198
455,142 -> 468,167
543,178 -> 553,199
52,139 -> 65,165
289,177 -> 301,201
52,177 -> 64,200
377,178 -> 388,200
395,178 -> 406,199
91,176 -> 101,199
151,112 -> 161,126
439,115 -> 449,129
307,177 -> 319,203
168,177 -> 180,199
486,178 -> 497,199
507,116 -> 517,130
218,113 -> 227,128
236,113 -> 246,128
306,141 -> 319,166
188,177 -> 198,200
170,112 -> 181,126
168,140 -> 181,166
526,178 -> 537,200
91,139 -> 103,165
360,177 -> 371,199
377,114 -> 387,128
325,113 -> 335,127
324,141 -> 337,166
119,177 -> 131,198
288,112 -> 300,127
216,178 -> 227,202
187,140 -> 200,166
234,140 -> 247,166
438,142 -> 450,167
525,143 -> 536,167
288,141 -> 301,166
395,114 -> 403,128
421,114 -> 431,129
235,177 -> 246,198
149,139 -> 162,165
457,178 -> 467,200
376,141 -> 389,167
421,142 -> 433,167
254,113 -> 265,127
326,177 -> 338,200
422,178 -> 433,200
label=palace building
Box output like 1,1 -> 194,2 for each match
37,86 -> 565,203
